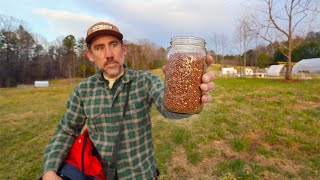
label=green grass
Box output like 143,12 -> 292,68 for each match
1,68 -> 320,179
230,138 -> 249,152
0,79 -> 80,179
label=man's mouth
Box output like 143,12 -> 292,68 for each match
104,61 -> 118,67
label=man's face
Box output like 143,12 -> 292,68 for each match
86,35 -> 127,78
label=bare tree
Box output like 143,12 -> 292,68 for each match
232,16 -> 254,75
139,39 -> 156,70
125,39 -> 165,70
207,32 -> 229,67
219,33 -> 230,68
250,0 -> 319,80
0,15 -> 22,87
233,27 -> 243,72
207,33 -> 220,65
0,14 -> 23,31
125,42 -> 142,70
240,17 -> 254,71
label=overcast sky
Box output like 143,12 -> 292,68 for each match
0,0 -> 319,53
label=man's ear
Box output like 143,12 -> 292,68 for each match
85,49 -> 95,62
123,44 -> 127,56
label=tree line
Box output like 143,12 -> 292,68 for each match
1,0 -> 319,87
217,31 -> 320,68
0,15 -> 166,87
206,30 -> 320,71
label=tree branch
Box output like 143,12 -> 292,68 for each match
268,0 -> 289,37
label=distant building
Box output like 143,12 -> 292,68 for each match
242,68 -> 253,76
34,81 -> 49,88
266,65 -> 286,76
292,58 -> 320,74
221,67 -> 237,76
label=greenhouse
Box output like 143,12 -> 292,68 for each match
292,58 -> 320,74
266,65 -> 286,76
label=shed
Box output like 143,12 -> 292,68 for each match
34,81 -> 49,88
266,65 -> 286,76
292,58 -> 320,74
243,68 -> 253,76
221,67 -> 237,76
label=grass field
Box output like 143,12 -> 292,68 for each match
0,66 -> 319,179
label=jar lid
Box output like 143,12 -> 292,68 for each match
170,36 -> 206,46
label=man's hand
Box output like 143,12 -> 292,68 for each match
162,55 -> 215,103
200,55 -> 214,103
42,170 -> 62,180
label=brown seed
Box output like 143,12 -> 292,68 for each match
163,52 -> 206,114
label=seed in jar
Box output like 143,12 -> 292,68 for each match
163,52 -> 205,114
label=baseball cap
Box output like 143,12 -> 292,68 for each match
85,22 -> 123,44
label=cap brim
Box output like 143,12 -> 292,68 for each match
86,30 -> 123,44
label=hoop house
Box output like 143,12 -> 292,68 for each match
266,65 -> 286,76
292,58 -> 320,74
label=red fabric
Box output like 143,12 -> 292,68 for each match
64,129 -> 106,180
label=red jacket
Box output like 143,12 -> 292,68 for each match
64,129 -> 106,180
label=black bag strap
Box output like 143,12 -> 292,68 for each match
81,133 -> 87,173
109,81 -> 132,169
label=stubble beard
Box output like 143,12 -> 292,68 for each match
104,64 -> 122,77
101,58 -> 124,78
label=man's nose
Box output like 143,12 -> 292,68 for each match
104,47 -> 114,59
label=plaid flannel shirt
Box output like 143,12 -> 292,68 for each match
42,66 -> 190,179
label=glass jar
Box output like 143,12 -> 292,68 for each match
163,36 -> 207,114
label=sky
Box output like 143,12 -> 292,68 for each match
0,0 -> 319,53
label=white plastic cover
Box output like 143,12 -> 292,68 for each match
221,67 -> 237,75
266,65 -> 286,76
34,81 -> 49,87
292,58 -> 320,74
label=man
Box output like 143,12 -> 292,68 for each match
42,22 -> 214,180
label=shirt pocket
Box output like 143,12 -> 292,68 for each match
85,106 -> 104,134
129,99 -> 150,130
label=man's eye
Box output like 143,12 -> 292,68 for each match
111,43 -> 118,47
95,46 -> 104,50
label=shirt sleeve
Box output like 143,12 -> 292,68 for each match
145,72 -> 191,119
42,86 -> 86,174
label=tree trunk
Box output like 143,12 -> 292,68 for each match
286,50 -> 292,80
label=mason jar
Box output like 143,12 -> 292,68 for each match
163,36 -> 207,114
